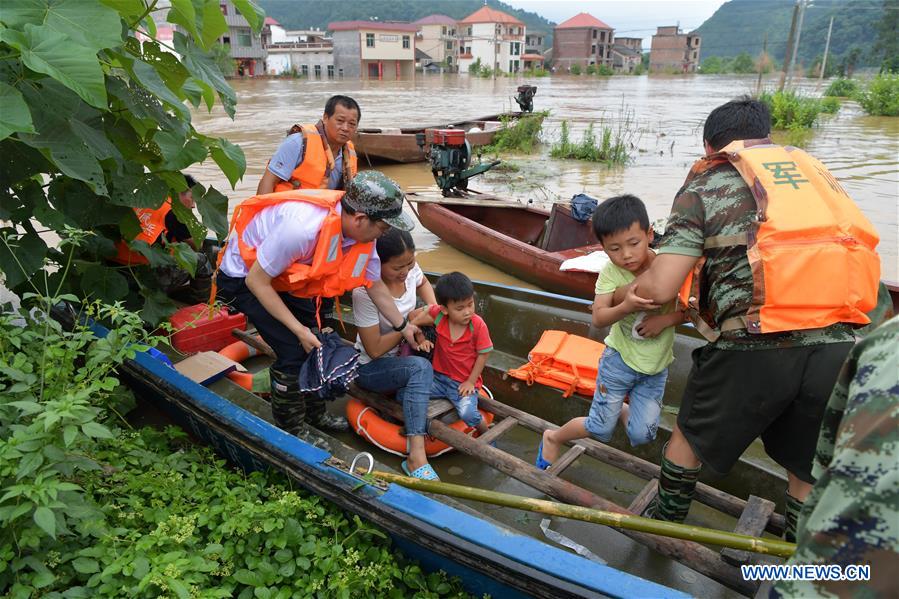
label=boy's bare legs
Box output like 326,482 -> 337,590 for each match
541,417 -> 589,463
407,435 -> 429,471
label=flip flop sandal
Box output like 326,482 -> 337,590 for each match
535,441 -> 553,471
401,460 -> 440,481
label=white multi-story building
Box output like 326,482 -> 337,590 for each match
457,6 -> 526,75
413,14 -> 458,71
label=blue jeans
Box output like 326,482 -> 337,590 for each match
356,356 -> 433,436
431,372 -> 483,427
584,347 -> 668,447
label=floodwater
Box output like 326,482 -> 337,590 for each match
189,73 -> 898,284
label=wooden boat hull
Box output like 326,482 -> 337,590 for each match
101,321 -> 685,599
416,201 -> 601,299
354,113 -> 522,163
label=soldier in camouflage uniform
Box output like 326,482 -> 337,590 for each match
216,171 -> 417,434
773,315 -> 898,598
605,98 -> 872,540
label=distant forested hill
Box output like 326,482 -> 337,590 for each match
257,0 -> 557,38
694,0 -> 895,67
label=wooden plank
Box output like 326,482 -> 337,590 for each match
427,399 -> 456,419
425,417 -> 754,595
231,329 -> 276,358
478,416 -> 518,445
721,495 -> 777,566
546,444 -> 586,477
407,194 -> 530,209
477,394 -> 786,536
628,479 -> 659,515
350,384 -> 455,421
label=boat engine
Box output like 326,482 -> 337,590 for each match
416,129 -> 500,197
514,85 -> 537,113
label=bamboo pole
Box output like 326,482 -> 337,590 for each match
373,470 -> 796,559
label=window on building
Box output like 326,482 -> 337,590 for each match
220,3 -> 227,14
327,65 -> 334,77
446,40 -> 453,50
314,64 -> 321,77
366,33 -> 375,48
511,42 -> 520,55
442,26 -> 447,35
592,29 -> 597,39
339,68 -> 344,77
591,44 -> 596,54
496,43 -> 500,53
238,30 -> 252,47
301,65 -> 308,77
467,26 -> 472,36
222,36 -> 230,45
402,35 -> 410,49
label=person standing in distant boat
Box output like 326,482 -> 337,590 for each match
256,95 -> 360,194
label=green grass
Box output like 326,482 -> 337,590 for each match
482,111 -> 548,154
758,90 -> 826,130
856,74 -> 899,116
824,78 -> 860,97
549,118 -> 631,165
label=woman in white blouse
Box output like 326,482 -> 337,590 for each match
352,229 -> 440,480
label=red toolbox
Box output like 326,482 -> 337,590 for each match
429,128 -> 466,146
169,304 -> 247,353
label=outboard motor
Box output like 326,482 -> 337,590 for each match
514,85 -> 537,113
416,129 -> 500,197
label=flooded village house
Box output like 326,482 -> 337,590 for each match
414,15 -> 459,72
457,6 -> 526,74
552,12 -> 614,71
263,20 -> 333,78
329,21 -> 418,80
611,37 -> 643,73
650,26 -> 701,73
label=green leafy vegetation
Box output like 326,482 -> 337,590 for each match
550,119 -> 631,165
758,90 -> 829,130
586,64 -> 614,76
569,64 -> 582,75
482,112 -> 548,154
521,67 -> 549,77
824,78 -> 861,97
856,74 -> 899,116
1,0 -> 251,325
820,96 -> 842,114
700,52 -> 770,74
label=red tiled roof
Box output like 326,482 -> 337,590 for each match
556,12 -> 612,30
329,20 -> 420,32
520,53 -> 544,61
459,6 -> 523,25
413,14 -> 457,26
264,17 -> 280,26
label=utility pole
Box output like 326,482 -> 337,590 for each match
786,0 -> 807,88
756,32 -> 768,95
816,16 -> 834,91
778,0 -> 801,92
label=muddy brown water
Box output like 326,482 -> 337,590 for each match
186,74 -> 898,597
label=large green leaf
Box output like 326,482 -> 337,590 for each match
79,263 -> 129,303
169,241 -> 198,277
140,42 -> 190,100
100,0 -> 145,20
209,138 -> 245,188
49,179 -> 132,228
169,193 -> 207,249
0,82 -> 35,140
163,138 -> 207,171
174,32 -> 235,111
108,173 -> 169,209
167,0 -> 200,47
129,59 -> 188,119
231,0 -> 265,33
0,228 -> 48,290
2,0 -> 122,51
69,118 -> 122,162
140,287 -> 177,325
198,0 -> 229,50
195,185 -> 229,242
0,24 -> 107,109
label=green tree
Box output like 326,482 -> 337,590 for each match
730,52 -> 756,74
873,0 -> 899,73
701,56 -> 725,74
0,0 -> 264,323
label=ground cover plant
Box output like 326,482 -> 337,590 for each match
481,111 -> 548,154
550,118 -> 632,165
855,74 -> 899,117
757,90 -> 827,130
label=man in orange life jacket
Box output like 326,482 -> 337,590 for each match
607,98 -> 880,541
256,95 -> 359,194
216,171 -> 418,433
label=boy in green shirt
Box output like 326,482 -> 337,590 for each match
537,195 -> 684,468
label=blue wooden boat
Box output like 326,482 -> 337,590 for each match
91,318 -> 687,599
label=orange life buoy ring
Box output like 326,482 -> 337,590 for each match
218,338 -> 264,392
346,393 -> 495,458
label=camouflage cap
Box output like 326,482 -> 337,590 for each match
343,171 -> 414,231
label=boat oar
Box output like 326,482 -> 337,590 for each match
371,470 -> 796,558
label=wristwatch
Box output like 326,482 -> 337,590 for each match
391,316 -> 409,332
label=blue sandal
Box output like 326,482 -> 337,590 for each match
401,460 -> 440,481
535,441 -> 553,471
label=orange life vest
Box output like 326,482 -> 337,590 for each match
507,330 -> 606,397
224,189 -> 374,298
273,124 -> 358,192
678,139 -> 880,341
110,201 -> 172,265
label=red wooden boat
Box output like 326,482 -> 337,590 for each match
354,112 -> 522,164
415,199 -> 601,299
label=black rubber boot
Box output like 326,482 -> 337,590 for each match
784,493 -> 804,543
269,367 -> 305,435
304,394 -> 349,432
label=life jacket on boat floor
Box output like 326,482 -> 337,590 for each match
345,395 -> 495,458
218,337 -> 266,392
507,330 -> 606,398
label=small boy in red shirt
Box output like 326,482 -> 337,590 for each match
421,272 -> 493,435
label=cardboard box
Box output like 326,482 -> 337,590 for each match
175,351 -> 247,386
